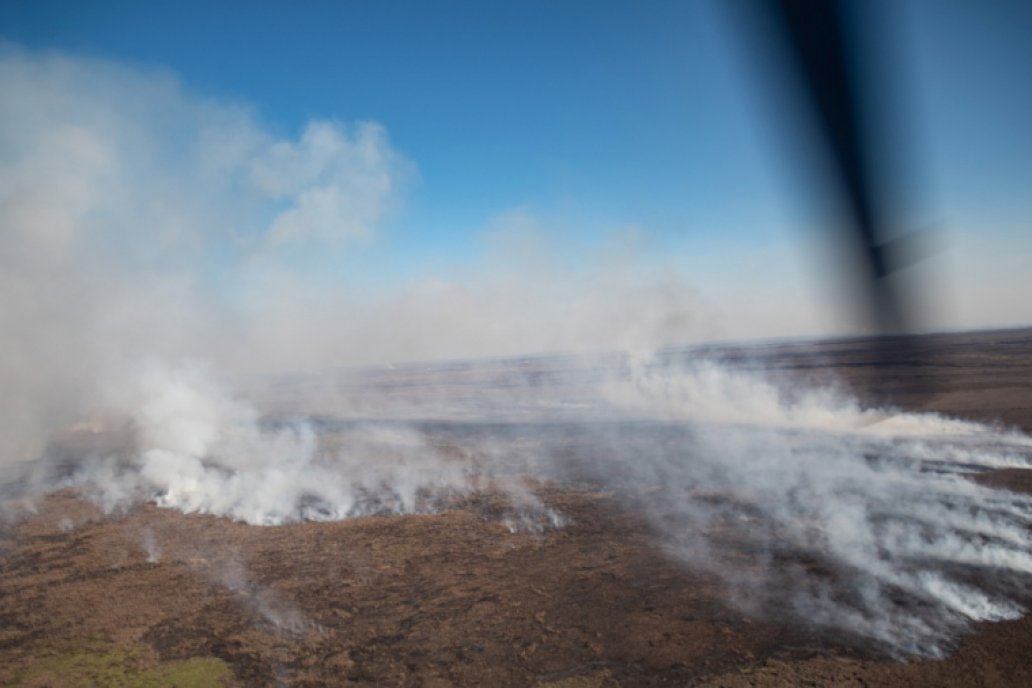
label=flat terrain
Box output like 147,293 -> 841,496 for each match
2,327 -> 1032,687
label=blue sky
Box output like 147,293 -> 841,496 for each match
2,0 -> 1031,342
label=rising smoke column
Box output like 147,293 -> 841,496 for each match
0,47 -> 707,483
26,351 -> 1032,657
4,46 -> 1032,659
0,46 -> 408,477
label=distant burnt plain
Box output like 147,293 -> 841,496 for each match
2,327 -> 1032,687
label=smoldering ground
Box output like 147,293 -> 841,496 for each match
3,47 -> 1032,664
11,354 -> 1032,659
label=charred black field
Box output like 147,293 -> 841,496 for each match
3,327 -> 1032,688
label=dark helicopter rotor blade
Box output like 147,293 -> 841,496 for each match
723,0 -> 945,410
764,0 -> 903,333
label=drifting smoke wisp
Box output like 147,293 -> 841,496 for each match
599,361 -> 1032,656
3,46 -> 1032,660
0,46 -> 708,472
17,354 -> 1032,656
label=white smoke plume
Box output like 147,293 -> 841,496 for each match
0,45 -> 407,473
193,548 -> 311,637
3,45 -> 1032,660
20,352 -> 1032,657
595,360 -> 1032,656
140,527 -> 161,564
0,46 -> 709,473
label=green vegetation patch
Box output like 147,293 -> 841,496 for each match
12,642 -> 231,687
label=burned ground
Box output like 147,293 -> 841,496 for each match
2,328 -> 1032,687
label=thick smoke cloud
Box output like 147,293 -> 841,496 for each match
20,355 -> 1032,657
0,47 -> 709,468
3,47 -> 1032,660
599,362 -> 1032,655
0,47 -> 407,469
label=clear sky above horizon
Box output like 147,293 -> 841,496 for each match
2,0 -> 1031,348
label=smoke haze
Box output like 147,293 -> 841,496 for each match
0,46 -> 717,465
3,47 -> 1032,659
